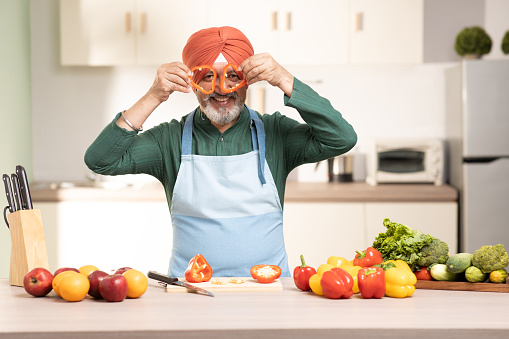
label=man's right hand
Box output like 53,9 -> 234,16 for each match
147,62 -> 193,103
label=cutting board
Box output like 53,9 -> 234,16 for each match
416,280 -> 509,293
164,277 -> 283,293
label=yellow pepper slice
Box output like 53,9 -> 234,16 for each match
309,263 -> 334,296
383,260 -> 417,298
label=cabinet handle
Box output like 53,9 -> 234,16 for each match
271,11 -> 278,31
125,12 -> 131,33
285,12 -> 292,31
140,13 -> 146,33
257,87 -> 265,113
354,12 -> 363,32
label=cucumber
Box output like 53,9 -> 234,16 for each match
489,268 -> 508,284
430,264 -> 458,281
465,266 -> 488,283
446,253 -> 473,274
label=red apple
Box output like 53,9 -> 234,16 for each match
99,275 -> 128,302
114,267 -> 132,275
88,270 -> 109,298
54,267 -> 80,277
23,268 -> 54,297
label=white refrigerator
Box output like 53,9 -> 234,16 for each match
446,60 -> 509,253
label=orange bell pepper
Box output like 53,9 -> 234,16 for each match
184,254 -> 213,283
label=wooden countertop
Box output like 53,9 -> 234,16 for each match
31,182 -> 457,203
1,278 -> 507,338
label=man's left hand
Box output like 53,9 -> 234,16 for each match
239,53 -> 294,97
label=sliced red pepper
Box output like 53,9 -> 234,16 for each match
353,246 -> 383,267
220,63 -> 246,93
320,267 -> 354,299
250,265 -> 282,284
357,267 -> 386,299
184,254 -> 213,283
414,266 -> 433,280
293,255 -> 317,291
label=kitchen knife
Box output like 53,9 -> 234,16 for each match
147,271 -> 215,297
10,174 -> 23,212
15,165 -> 32,210
3,174 -> 16,213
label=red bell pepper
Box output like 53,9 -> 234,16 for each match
357,267 -> 386,299
353,247 -> 383,267
293,255 -> 317,291
184,254 -> 213,283
414,266 -> 433,280
251,265 -> 282,284
320,267 -> 354,299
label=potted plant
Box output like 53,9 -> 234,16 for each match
502,30 -> 509,55
454,26 -> 492,59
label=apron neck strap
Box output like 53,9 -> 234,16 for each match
181,106 -> 266,185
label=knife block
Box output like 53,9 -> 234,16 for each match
7,209 -> 50,287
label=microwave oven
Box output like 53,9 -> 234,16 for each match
366,138 -> 445,186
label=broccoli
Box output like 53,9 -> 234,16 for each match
471,244 -> 509,274
416,238 -> 449,267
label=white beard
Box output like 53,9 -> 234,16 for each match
201,93 -> 243,126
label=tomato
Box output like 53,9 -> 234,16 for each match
414,266 -> 433,280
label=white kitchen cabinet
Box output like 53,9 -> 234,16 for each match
35,201 -> 173,275
365,202 -> 458,255
283,202 -> 366,269
207,0 -> 350,65
284,200 -> 458,268
59,0 -> 208,66
349,0 -> 484,64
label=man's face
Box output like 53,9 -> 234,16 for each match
194,62 -> 247,126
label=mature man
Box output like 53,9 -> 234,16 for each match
85,26 -> 357,277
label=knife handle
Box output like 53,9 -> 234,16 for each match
16,165 -> 32,210
3,174 -> 15,213
147,271 -> 178,284
11,174 -> 23,212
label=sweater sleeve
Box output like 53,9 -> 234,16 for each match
281,77 -> 357,170
84,112 -> 165,180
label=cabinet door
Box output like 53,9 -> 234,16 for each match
136,0 -> 209,65
206,0 -> 279,59
365,202 -> 458,255
60,0 -> 136,66
278,0 -> 349,65
283,202 -> 365,269
349,0 -> 423,64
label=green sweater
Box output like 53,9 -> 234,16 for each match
84,78 -> 357,208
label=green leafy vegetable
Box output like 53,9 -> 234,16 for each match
372,218 -> 434,268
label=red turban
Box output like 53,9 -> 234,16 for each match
182,26 -> 254,84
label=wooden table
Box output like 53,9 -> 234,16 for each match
1,278 -> 507,338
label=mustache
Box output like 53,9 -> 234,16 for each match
203,91 -> 238,101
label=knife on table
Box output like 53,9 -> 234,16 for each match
16,165 -> 32,210
147,271 -> 215,297
11,174 -> 23,212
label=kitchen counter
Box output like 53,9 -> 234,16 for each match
31,182 -> 457,203
1,278 -> 507,338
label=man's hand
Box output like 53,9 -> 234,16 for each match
239,53 -> 294,97
147,62 -> 192,103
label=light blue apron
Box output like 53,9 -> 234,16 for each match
169,106 -> 290,277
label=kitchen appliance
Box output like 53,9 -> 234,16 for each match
328,154 -> 354,182
366,138 -> 445,186
148,271 -> 215,297
446,60 -> 509,253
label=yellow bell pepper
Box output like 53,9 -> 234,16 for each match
309,264 -> 334,296
327,256 -> 352,267
383,260 -> 417,298
340,265 -> 362,294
